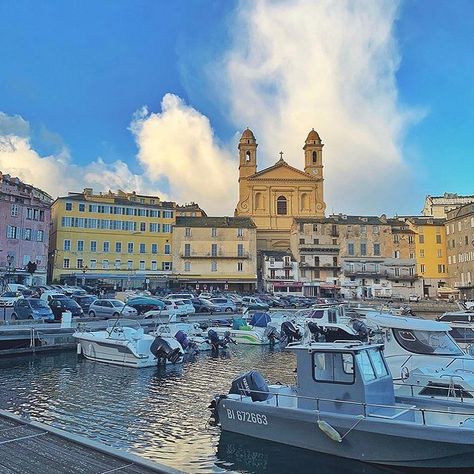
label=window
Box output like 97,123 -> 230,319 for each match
164,244 -> 171,255
90,259 -> 97,269
436,234 -> 442,244
420,249 -> 425,258
64,239 -> 71,251
360,243 -> 367,256
313,238 -> 319,244
437,249 -> 442,258
237,262 -> 243,272
211,261 -> 217,272
360,225 -> 367,234
300,269 -> 306,277
394,250 -> 400,258
237,228 -> 244,237
151,243 -> 158,254
151,260 -> 157,271
63,258 -> 70,269
163,224 -> 171,233
39,210 -> 44,221
356,351 -> 376,382
409,252 -> 415,259
409,267 -> 414,276
36,230 -> 44,242
11,204 -> 18,217
163,210 -> 173,219
312,150 -> 317,163
299,238 -> 305,244
373,225 -> 379,234
23,228 -> 32,241
184,261 -> 191,272
395,267 -> 400,277
367,348 -> 389,378
276,195 -> 287,215
313,352 -> 354,384
127,260 -> 133,270
162,262 -> 172,271
139,260 -> 145,270
373,243 -> 380,256
185,227 -> 191,237
101,259 -> 108,269
77,240 -> 84,251
408,235 -> 414,244
139,222 -> 146,232
392,328 -> 462,356
139,243 -> 146,254
77,259 -> 83,269
393,234 -> 399,244
150,223 -> 160,232
211,228 -> 217,237
184,244 -> 191,257
420,264 -> 425,273
128,242 -> 134,253
438,264 -> 446,273
115,242 -> 122,253
347,243 -> 354,256
211,243 -> 218,257
65,202 -> 73,211
103,241 -> 110,252
419,234 -> 424,244
237,244 -> 244,257
90,241 -> 97,252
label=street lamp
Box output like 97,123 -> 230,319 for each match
81,265 -> 88,287
6,254 -> 14,285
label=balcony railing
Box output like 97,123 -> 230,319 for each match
455,281 -> 474,289
180,252 -> 250,259
300,262 -> 340,269
299,243 -> 339,253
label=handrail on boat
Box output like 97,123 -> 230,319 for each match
233,387 -> 474,427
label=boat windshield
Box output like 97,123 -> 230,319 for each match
392,328 -> 463,356
449,326 -> 474,343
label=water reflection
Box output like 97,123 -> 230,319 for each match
0,348 -> 469,473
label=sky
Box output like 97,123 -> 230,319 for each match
0,0 -> 473,216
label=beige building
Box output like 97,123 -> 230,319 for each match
172,217 -> 257,292
423,193 -> 474,219
446,203 -> 474,299
235,128 -> 325,251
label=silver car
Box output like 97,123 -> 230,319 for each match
88,299 -> 137,319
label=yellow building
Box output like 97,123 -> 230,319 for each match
235,128 -> 325,250
405,217 -> 448,297
48,188 -> 193,288
172,217 -> 257,291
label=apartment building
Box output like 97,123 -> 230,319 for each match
446,203 -> 474,299
261,250 -> 301,295
423,193 -> 474,219
172,217 -> 257,292
49,188 -> 180,288
0,172 -> 52,286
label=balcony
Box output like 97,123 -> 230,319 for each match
180,252 -> 250,259
344,271 -> 387,278
299,243 -> 339,253
300,262 -> 340,270
386,273 -> 418,281
455,281 -> 474,289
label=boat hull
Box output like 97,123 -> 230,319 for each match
217,398 -> 474,468
208,327 -> 271,345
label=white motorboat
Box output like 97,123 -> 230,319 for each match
153,322 -> 210,352
73,320 -> 184,368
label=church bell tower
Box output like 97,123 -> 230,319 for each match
303,128 -> 323,179
238,128 -> 257,181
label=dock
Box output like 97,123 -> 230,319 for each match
0,409 -> 183,474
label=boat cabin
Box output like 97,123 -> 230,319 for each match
290,342 -> 411,418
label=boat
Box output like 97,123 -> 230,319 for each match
153,321 -> 210,352
210,341 -> 474,468
206,314 -> 280,345
73,320 -> 184,368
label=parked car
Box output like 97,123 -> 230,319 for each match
72,295 -> 97,312
126,297 -> 165,315
0,291 -> 23,307
173,299 -> 196,316
49,297 -> 84,320
190,298 -> 211,313
408,295 -> 421,302
241,296 -> 269,311
87,299 -> 137,318
166,293 -> 194,301
6,284 -> 29,293
207,297 -> 237,313
40,291 -> 67,302
144,299 -> 195,319
198,292 -> 213,300
11,298 -> 54,321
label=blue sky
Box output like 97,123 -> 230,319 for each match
0,0 -> 473,215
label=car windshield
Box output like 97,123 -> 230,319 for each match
2,292 -> 19,297
211,298 -> 227,303
393,328 -> 463,356
29,299 -> 49,309
111,300 -> 125,307
175,301 -> 184,306
63,299 -> 80,309
80,296 -> 95,303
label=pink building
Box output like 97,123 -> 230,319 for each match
0,172 -> 52,286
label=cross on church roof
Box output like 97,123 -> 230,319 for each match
279,151 -> 284,161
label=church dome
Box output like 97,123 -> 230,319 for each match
240,128 -> 256,140
306,128 -> 321,142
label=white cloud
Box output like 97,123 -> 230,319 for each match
217,0 -> 423,214
130,93 -> 236,215
0,127 -> 148,199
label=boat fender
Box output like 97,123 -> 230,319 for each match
317,420 -> 342,443
76,343 -> 82,355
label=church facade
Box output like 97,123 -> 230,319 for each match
235,128 -> 326,250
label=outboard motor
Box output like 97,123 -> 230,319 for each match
175,330 -> 189,350
263,325 -> 280,346
150,336 -> 182,364
307,321 -> 326,342
352,320 -> 371,341
280,321 -> 302,345
229,370 -> 270,402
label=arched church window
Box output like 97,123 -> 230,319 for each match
277,195 -> 287,215
312,151 -> 317,164
246,151 -> 251,162
255,192 -> 263,209
301,193 -> 309,210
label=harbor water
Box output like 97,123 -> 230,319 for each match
0,346 -> 466,474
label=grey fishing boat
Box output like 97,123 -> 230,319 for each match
210,341 -> 474,468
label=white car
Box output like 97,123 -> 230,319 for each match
40,291 -> 66,302
144,299 -> 195,319
166,293 -> 194,301
0,291 -> 23,307
408,295 -> 420,302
